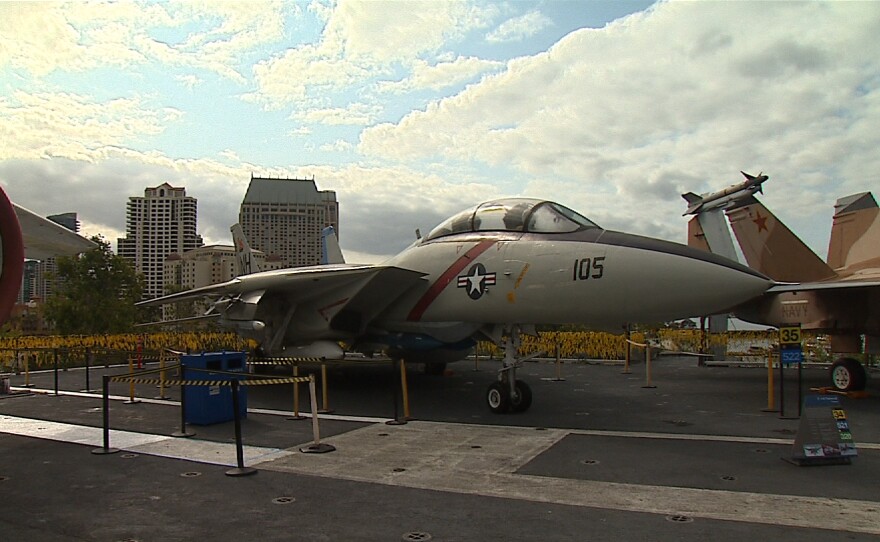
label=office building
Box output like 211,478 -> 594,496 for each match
117,183 -> 203,300
163,244 -> 283,291
161,244 -> 283,319
239,176 -> 338,267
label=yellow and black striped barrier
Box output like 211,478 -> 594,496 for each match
108,376 -> 309,386
94,367 -> 333,474
248,357 -> 325,366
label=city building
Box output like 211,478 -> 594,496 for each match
239,176 -> 338,268
163,244 -> 284,291
162,244 -> 283,319
117,183 -> 203,300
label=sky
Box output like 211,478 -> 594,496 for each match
2,0 -> 879,264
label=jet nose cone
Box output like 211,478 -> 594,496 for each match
600,231 -> 771,321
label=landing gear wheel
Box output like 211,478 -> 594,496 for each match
830,357 -> 867,391
510,379 -> 532,413
487,382 -> 510,414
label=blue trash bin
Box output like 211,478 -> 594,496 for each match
182,351 -> 248,425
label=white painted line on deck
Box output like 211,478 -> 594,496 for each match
2,413 -> 879,535
9,386 -> 390,424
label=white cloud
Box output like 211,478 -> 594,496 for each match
0,91 -> 182,162
0,1 -> 292,82
291,103 -> 381,126
324,0 -> 489,64
247,0 -> 498,108
176,74 -> 203,90
377,57 -> 504,94
359,1 -> 880,249
486,10 -> 552,43
320,139 -> 354,152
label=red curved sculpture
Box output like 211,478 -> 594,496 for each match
0,187 -> 24,325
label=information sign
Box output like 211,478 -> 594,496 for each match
788,395 -> 857,466
779,326 -> 802,345
780,346 -> 803,366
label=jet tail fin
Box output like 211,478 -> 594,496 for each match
725,197 -> 836,282
230,223 -> 261,275
827,192 -> 879,272
321,226 -> 345,265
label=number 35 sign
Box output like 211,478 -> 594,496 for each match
779,326 -> 802,345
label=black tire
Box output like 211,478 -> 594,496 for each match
487,382 -> 511,413
830,357 -> 867,391
510,379 -> 533,413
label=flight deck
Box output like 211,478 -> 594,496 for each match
1,356 -> 879,541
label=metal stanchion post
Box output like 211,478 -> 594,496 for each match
287,363 -> 306,420
155,350 -> 168,400
762,350 -> 778,412
300,375 -> 336,454
622,327 -> 632,374
797,359 -> 804,418
82,347 -> 93,393
778,352 -> 790,419
387,358 -> 406,425
172,363 -> 195,438
22,353 -> 34,388
400,359 -> 411,420
552,343 -> 565,381
226,380 -> 257,477
318,363 -> 333,414
642,345 -> 656,389
123,355 -> 140,405
91,375 -> 119,455
53,349 -> 59,396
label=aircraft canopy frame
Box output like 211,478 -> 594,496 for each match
424,198 -> 602,242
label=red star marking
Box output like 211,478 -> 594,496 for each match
753,210 -> 768,233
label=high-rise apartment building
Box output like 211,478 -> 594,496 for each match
239,176 -> 338,267
117,183 -> 203,300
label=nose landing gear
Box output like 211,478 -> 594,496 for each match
485,325 -> 535,414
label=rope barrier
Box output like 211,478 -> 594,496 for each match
108,376 -> 310,386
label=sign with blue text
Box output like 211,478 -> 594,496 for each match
789,395 -> 857,466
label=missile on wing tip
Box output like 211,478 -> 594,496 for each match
681,171 -> 769,215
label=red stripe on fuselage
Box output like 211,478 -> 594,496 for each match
407,239 -> 497,321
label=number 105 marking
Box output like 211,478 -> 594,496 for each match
573,257 -> 605,281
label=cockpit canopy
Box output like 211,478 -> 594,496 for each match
424,198 -> 602,241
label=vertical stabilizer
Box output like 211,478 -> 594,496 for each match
231,223 -> 261,275
321,226 -> 345,265
687,216 -> 711,252
827,192 -> 879,273
725,197 -> 836,282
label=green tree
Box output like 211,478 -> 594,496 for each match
43,236 -> 146,334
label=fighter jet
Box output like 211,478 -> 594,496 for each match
140,197 -> 771,413
721,191 -> 880,391
682,171 -> 769,216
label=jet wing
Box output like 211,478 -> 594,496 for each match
14,204 -> 96,260
137,264 -> 427,337
767,280 -> 880,293
137,264 -> 424,306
